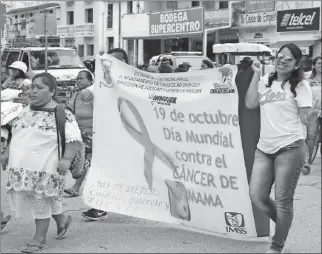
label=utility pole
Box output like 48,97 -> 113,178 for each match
118,2 -> 121,48
44,10 -> 48,72
0,3 -> 6,55
42,6 -> 58,72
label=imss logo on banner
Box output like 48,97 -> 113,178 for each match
225,212 -> 247,235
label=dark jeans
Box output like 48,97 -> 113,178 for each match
249,139 -> 305,252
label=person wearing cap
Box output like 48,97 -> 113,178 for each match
1,61 -> 32,105
1,61 -> 31,90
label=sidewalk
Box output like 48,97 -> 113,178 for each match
1,154 -> 321,253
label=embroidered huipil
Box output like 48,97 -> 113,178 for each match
6,106 -> 82,202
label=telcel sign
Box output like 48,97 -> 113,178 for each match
149,7 -> 203,36
277,7 -> 320,32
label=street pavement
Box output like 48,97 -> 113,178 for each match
1,153 -> 321,253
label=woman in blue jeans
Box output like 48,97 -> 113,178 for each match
245,43 -> 321,253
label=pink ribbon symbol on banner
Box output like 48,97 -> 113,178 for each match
118,98 -> 177,189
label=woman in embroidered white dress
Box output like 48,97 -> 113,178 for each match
5,73 -> 83,253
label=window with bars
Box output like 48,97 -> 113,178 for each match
166,1 -> 178,10
67,11 -> 74,25
85,8 -> 93,23
219,1 -> 228,9
87,44 -> 94,56
107,4 -> 113,28
127,1 -> 133,14
20,21 -> 26,30
108,37 -> 114,51
78,45 -> 84,57
191,1 -> 200,7
203,1 -> 215,10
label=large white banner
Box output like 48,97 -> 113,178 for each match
82,54 -> 258,238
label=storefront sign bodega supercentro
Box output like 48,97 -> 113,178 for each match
149,7 -> 203,36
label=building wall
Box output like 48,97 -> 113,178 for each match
5,5 -> 59,41
312,41 -> 321,58
276,0 -> 318,10
58,1 -> 104,56
55,1 -> 321,62
104,2 -> 128,50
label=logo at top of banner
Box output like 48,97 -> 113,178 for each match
149,93 -> 178,106
99,59 -> 114,88
210,67 -> 235,94
225,212 -> 247,235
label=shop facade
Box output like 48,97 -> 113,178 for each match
234,10 -> 277,63
122,7 -> 204,66
270,7 -> 321,65
238,11 -> 277,46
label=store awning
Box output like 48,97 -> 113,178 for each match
269,40 -> 317,55
269,40 -> 316,49
213,43 -> 272,54
6,3 -> 60,15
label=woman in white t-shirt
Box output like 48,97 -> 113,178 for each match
245,43 -> 321,253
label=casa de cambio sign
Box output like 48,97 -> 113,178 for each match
238,11 -> 277,27
149,7 -> 203,36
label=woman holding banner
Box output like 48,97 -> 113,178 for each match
245,43 -> 321,253
80,48 -> 130,221
64,70 -> 94,198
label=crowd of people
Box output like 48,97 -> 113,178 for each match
142,57 -> 214,73
0,43 -> 321,253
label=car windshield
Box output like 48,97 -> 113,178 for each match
30,49 -> 85,70
175,57 -> 210,70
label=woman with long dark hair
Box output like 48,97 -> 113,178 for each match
245,43 -> 321,253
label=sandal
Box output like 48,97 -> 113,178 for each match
1,215 -> 11,230
64,188 -> 79,197
21,244 -> 48,253
56,215 -> 73,240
